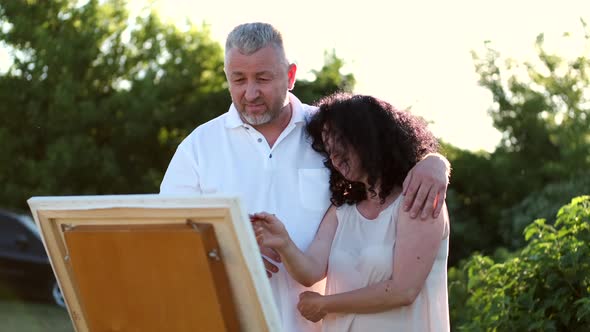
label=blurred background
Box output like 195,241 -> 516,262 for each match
0,0 -> 589,330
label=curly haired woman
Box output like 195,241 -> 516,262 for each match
252,93 -> 450,332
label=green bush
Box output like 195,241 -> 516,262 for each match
499,173 -> 590,249
450,196 -> 590,331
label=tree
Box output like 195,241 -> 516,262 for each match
440,142 -> 506,265
0,0 -> 356,212
499,172 -> 590,248
0,0 -> 229,212
292,49 -> 355,105
443,22 -> 590,263
473,20 -> 590,183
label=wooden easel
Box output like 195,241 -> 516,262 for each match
29,196 -> 280,332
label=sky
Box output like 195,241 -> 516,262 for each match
3,0 -> 589,152
133,0 -> 590,152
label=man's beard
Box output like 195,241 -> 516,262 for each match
239,104 -> 280,126
240,111 -> 275,126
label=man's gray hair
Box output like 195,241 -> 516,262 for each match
225,22 -> 288,65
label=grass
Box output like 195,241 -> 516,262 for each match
0,299 -> 73,332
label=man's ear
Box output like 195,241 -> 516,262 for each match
287,63 -> 297,90
223,66 -> 229,81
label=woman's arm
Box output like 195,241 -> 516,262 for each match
298,201 -> 448,317
252,206 -> 338,287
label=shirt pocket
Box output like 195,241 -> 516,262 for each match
298,168 -> 331,211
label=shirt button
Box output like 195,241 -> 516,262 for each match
269,154 -> 272,158
257,138 -> 263,143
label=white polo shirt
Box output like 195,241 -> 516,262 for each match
160,93 -> 331,332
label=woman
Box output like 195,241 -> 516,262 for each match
252,93 -> 450,331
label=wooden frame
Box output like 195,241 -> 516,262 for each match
27,194 -> 280,332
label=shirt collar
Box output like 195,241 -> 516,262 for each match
224,92 -> 306,129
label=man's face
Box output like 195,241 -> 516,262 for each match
224,46 -> 296,126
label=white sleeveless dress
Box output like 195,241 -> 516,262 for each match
322,196 -> 450,332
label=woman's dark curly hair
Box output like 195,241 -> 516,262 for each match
306,92 -> 439,206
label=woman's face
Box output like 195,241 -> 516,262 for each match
322,127 -> 365,183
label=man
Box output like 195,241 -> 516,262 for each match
160,22 -> 450,332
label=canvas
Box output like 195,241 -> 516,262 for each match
27,194 -> 280,332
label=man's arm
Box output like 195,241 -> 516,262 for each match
402,153 -> 451,219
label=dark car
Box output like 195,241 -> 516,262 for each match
0,209 -> 65,308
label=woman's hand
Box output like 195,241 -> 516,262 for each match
297,291 -> 327,322
250,212 -> 291,251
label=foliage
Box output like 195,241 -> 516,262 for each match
500,172 -> 590,249
473,22 -> 590,178
292,49 -> 355,105
450,196 -> 590,331
441,142 -> 505,265
443,22 -> 590,263
471,19 -> 590,193
444,137 -> 590,264
0,0 -> 355,212
0,0 -> 227,211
